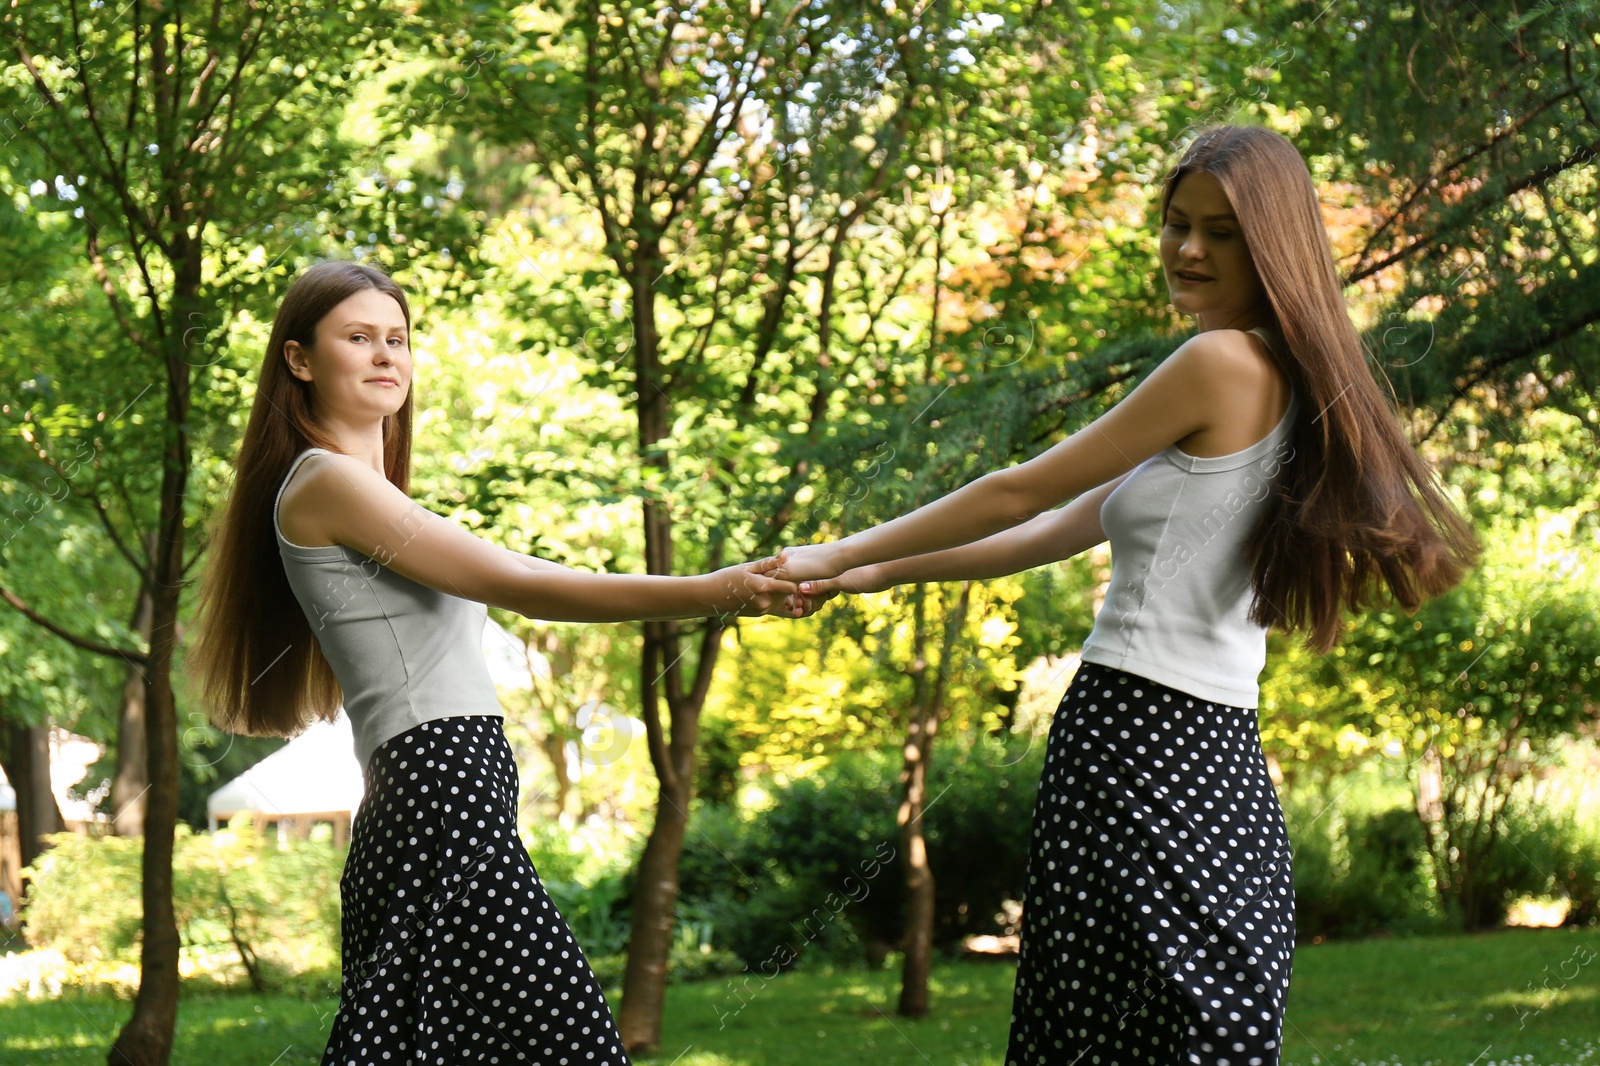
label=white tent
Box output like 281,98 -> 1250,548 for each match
205,615 -> 545,841
205,712 -> 364,834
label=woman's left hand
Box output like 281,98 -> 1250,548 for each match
767,542 -> 841,586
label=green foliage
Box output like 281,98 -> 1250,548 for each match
544,867 -> 635,962
21,832 -> 145,966
674,736 -> 1046,971
707,578 -> 1028,777
1536,797 -> 1600,926
21,818 -> 343,990
677,759 -> 901,971
1283,766 -> 1600,940
1284,786 -> 1446,941
920,737 -> 1048,942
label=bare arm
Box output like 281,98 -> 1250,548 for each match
794,472 -> 1130,606
776,333 -> 1234,583
299,454 -> 792,622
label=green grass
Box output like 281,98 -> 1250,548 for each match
1273,926 -> 1600,1066
2,928 -> 1596,1065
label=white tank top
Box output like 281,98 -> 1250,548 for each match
1079,327 -> 1298,708
273,447 -> 504,769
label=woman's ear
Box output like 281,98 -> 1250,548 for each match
283,340 -> 312,381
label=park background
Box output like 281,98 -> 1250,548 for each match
0,0 -> 1598,1063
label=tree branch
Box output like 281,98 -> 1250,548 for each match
0,582 -> 148,666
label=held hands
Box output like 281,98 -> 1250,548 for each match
708,551 -> 800,619
765,542 -> 841,586
763,541 -> 886,618
784,566 -> 885,617
713,544 -> 884,620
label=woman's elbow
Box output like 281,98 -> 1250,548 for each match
990,470 -> 1048,527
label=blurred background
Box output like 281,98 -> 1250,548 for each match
0,0 -> 1597,1063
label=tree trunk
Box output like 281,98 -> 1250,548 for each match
614,248 -> 724,1053
0,721 -> 68,876
112,579 -> 154,837
616,765 -> 692,1052
616,248 -> 679,1053
897,709 -> 937,1018
107,478 -> 185,1064
108,265 -> 198,1065
897,587 -> 936,1018
896,582 -> 971,1018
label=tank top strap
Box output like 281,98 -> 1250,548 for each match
274,447 -> 334,540
1245,327 -> 1293,399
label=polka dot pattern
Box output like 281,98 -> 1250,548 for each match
1005,663 -> 1295,1066
321,716 -> 631,1065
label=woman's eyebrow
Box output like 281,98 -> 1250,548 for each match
340,321 -> 407,331
1169,208 -> 1238,222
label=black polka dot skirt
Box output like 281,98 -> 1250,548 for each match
321,715 -> 632,1065
1005,662 -> 1295,1066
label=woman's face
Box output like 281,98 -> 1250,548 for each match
1159,170 -> 1268,329
283,288 -> 412,423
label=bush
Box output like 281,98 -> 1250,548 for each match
676,734 -> 1046,971
543,866 -> 634,960
21,815 -> 344,991
1553,808 -> 1600,926
922,736 -> 1046,942
1283,788 -> 1444,940
1492,792 -> 1600,927
1284,774 -> 1600,938
675,775 -> 892,971
1452,799 -> 1564,929
531,815 -> 761,986
20,831 -> 145,966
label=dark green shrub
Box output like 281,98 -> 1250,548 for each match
1284,790 -> 1444,939
1453,800 -> 1562,929
923,736 -> 1046,943
1284,782 -> 1600,938
676,734 -> 1045,969
1338,806 -> 1441,935
1283,794 -> 1343,937
543,867 -> 634,959
677,755 -> 900,970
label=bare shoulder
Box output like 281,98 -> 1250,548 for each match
1167,329 -> 1292,456
1173,327 -> 1274,375
278,451 -> 392,548
1178,329 -> 1290,397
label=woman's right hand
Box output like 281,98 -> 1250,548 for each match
706,553 -> 800,618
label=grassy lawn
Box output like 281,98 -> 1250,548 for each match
1,927 -> 1596,1065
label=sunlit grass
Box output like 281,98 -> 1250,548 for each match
1273,927 -> 1600,1065
2,928 -> 1597,1065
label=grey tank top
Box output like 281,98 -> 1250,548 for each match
273,447 -> 503,769
1079,327 -> 1298,708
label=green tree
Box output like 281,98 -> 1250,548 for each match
427,0 -> 1009,1046
0,3 -> 464,1060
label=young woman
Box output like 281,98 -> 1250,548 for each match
780,124 -> 1482,1064
189,259 -> 795,1065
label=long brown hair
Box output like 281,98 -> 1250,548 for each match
1159,124 -> 1483,653
189,260 -> 415,737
